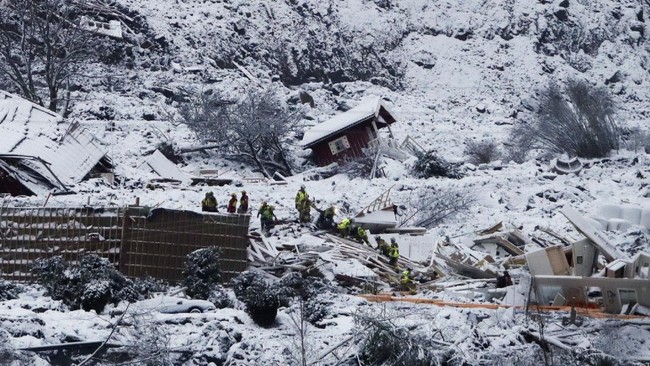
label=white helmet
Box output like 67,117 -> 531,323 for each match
300,184 -> 306,190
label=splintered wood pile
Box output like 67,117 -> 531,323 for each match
247,230 -> 443,285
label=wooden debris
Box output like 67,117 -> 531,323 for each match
248,226 -> 443,287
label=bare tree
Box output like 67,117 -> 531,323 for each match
0,0 -> 95,113
400,186 -> 476,229
177,87 -> 301,178
529,79 -> 619,158
287,300 -> 312,366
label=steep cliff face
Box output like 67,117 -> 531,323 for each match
71,0 -> 649,148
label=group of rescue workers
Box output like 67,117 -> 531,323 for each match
201,190 -> 249,214
201,184 -> 417,292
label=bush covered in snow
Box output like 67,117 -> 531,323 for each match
131,275 -> 168,300
464,139 -> 501,165
278,272 -> 335,324
524,79 -> 620,158
0,280 -> 22,301
232,271 -> 288,327
183,246 -> 223,300
31,255 -> 136,313
411,150 -> 463,179
208,285 -> 234,310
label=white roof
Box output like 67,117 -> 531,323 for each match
0,91 -> 64,153
300,96 -> 395,148
354,209 -> 397,226
0,91 -> 108,186
606,259 -> 628,272
143,150 -> 193,182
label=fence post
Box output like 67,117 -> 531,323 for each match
118,207 -> 130,275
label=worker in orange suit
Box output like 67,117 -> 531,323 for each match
227,193 -> 238,213
238,190 -> 249,213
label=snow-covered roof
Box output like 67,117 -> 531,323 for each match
300,96 -> 397,148
0,91 -> 109,186
0,155 -> 65,195
0,91 -> 64,153
143,149 -> 193,182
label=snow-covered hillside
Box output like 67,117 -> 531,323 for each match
1,0 -> 650,365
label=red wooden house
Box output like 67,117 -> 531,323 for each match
300,96 -> 398,166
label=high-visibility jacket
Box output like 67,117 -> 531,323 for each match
295,190 -> 308,208
337,218 -> 351,230
357,227 -> 368,240
401,270 -> 413,284
202,196 -> 217,209
389,245 -> 400,259
260,205 -> 275,220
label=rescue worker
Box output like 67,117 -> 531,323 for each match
238,190 -> 249,213
389,238 -> 400,266
337,218 -> 351,238
295,184 -> 309,209
257,201 -> 277,234
316,205 -> 336,230
201,192 -> 217,212
376,235 -> 390,256
300,197 -> 314,224
400,268 -> 416,293
295,185 -> 311,223
354,226 -> 370,246
227,193 -> 238,213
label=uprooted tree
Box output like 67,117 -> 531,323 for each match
175,87 -> 301,178
0,0 -> 99,114
513,79 -> 619,159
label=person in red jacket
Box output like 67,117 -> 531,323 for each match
238,190 -> 249,213
227,193 -> 238,213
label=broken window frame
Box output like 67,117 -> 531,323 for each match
619,288 -> 637,305
328,136 -> 351,155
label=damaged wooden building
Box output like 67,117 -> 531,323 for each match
0,91 -> 112,196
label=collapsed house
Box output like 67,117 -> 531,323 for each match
0,91 -> 112,196
530,205 -> 650,314
300,96 -> 423,171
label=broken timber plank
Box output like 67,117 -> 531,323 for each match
560,206 -> 625,261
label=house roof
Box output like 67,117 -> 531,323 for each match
300,96 -> 397,148
0,91 -> 109,186
0,155 -> 67,195
0,90 -> 64,153
143,149 -> 193,182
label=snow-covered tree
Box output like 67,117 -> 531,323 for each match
0,0 -> 96,113
183,246 -> 222,300
177,87 -> 301,178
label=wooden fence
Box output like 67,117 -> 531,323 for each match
0,206 -> 250,282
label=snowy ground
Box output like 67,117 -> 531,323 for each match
2,0 -> 650,364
